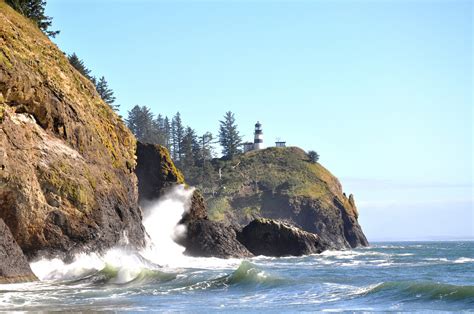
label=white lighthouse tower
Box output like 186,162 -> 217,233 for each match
254,121 -> 263,150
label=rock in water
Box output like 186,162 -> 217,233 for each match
0,219 -> 37,283
180,220 -> 253,258
135,141 -> 207,222
237,218 -> 326,257
0,3 -> 144,260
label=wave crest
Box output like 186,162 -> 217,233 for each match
364,281 -> 474,302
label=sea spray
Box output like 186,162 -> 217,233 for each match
139,185 -> 193,267
30,185 -> 241,283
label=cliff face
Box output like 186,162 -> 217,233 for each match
135,142 -> 207,223
0,219 -> 37,283
0,2 -> 144,259
205,147 -> 368,249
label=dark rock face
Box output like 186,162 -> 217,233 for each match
179,219 -> 252,258
0,219 -> 37,283
181,191 -> 207,223
135,142 -> 184,202
260,193 -> 368,249
0,4 -> 145,261
237,218 -> 326,257
135,141 -> 207,223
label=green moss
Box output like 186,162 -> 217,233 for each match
207,197 -> 232,221
241,206 -> 260,220
84,168 -> 97,190
0,50 -> 13,69
38,162 -> 93,212
0,104 -> 5,123
158,145 -> 185,184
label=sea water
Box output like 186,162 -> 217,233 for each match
0,187 -> 472,312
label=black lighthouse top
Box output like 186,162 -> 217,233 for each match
255,121 -> 262,134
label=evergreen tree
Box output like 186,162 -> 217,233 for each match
218,111 -> 242,159
125,105 -> 155,143
154,114 -> 166,146
6,0 -> 59,37
171,112 -> 184,161
95,76 -> 117,110
163,116 -> 171,151
68,53 -> 93,81
196,132 -> 214,162
307,150 -> 320,163
193,132 -> 216,187
180,127 -> 199,175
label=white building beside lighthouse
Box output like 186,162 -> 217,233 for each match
254,121 -> 263,150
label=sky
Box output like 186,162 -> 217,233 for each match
46,0 -> 472,241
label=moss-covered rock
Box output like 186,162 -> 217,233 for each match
204,147 -> 368,249
135,142 -> 207,223
0,3 -> 144,260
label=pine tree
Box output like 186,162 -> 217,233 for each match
180,127 -> 198,176
154,114 -> 166,146
163,116 -> 171,151
6,0 -> 59,37
219,111 -> 242,159
68,53 -> 93,81
194,132 -> 216,187
125,105 -> 155,143
171,112 -> 184,161
95,76 -> 117,110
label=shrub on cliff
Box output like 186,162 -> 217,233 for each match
308,150 -> 320,163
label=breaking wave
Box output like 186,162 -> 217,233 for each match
364,281 -> 474,302
30,185 -> 240,284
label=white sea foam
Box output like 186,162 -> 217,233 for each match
453,257 -> 474,264
29,185 -> 241,283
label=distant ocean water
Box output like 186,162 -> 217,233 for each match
0,241 -> 473,312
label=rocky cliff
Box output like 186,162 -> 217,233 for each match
0,1 -> 144,262
205,147 -> 368,249
0,219 -> 37,283
135,142 -> 207,223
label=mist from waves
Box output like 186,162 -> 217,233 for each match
30,185 -> 241,284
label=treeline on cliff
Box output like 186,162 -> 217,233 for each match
124,106 -> 248,193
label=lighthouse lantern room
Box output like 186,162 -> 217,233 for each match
254,121 -> 263,150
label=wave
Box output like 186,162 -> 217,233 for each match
224,261 -> 286,287
453,257 -> 474,264
29,186 -> 243,285
363,281 -> 474,302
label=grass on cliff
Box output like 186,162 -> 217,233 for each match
205,147 -> 344,220
217,147 -> 340,198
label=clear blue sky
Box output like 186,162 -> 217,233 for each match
47,0 -> 472,241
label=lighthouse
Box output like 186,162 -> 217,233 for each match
254,121 -> 263,150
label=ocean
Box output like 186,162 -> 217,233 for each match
1,189 -> 473,312
0,241 -> 472,312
